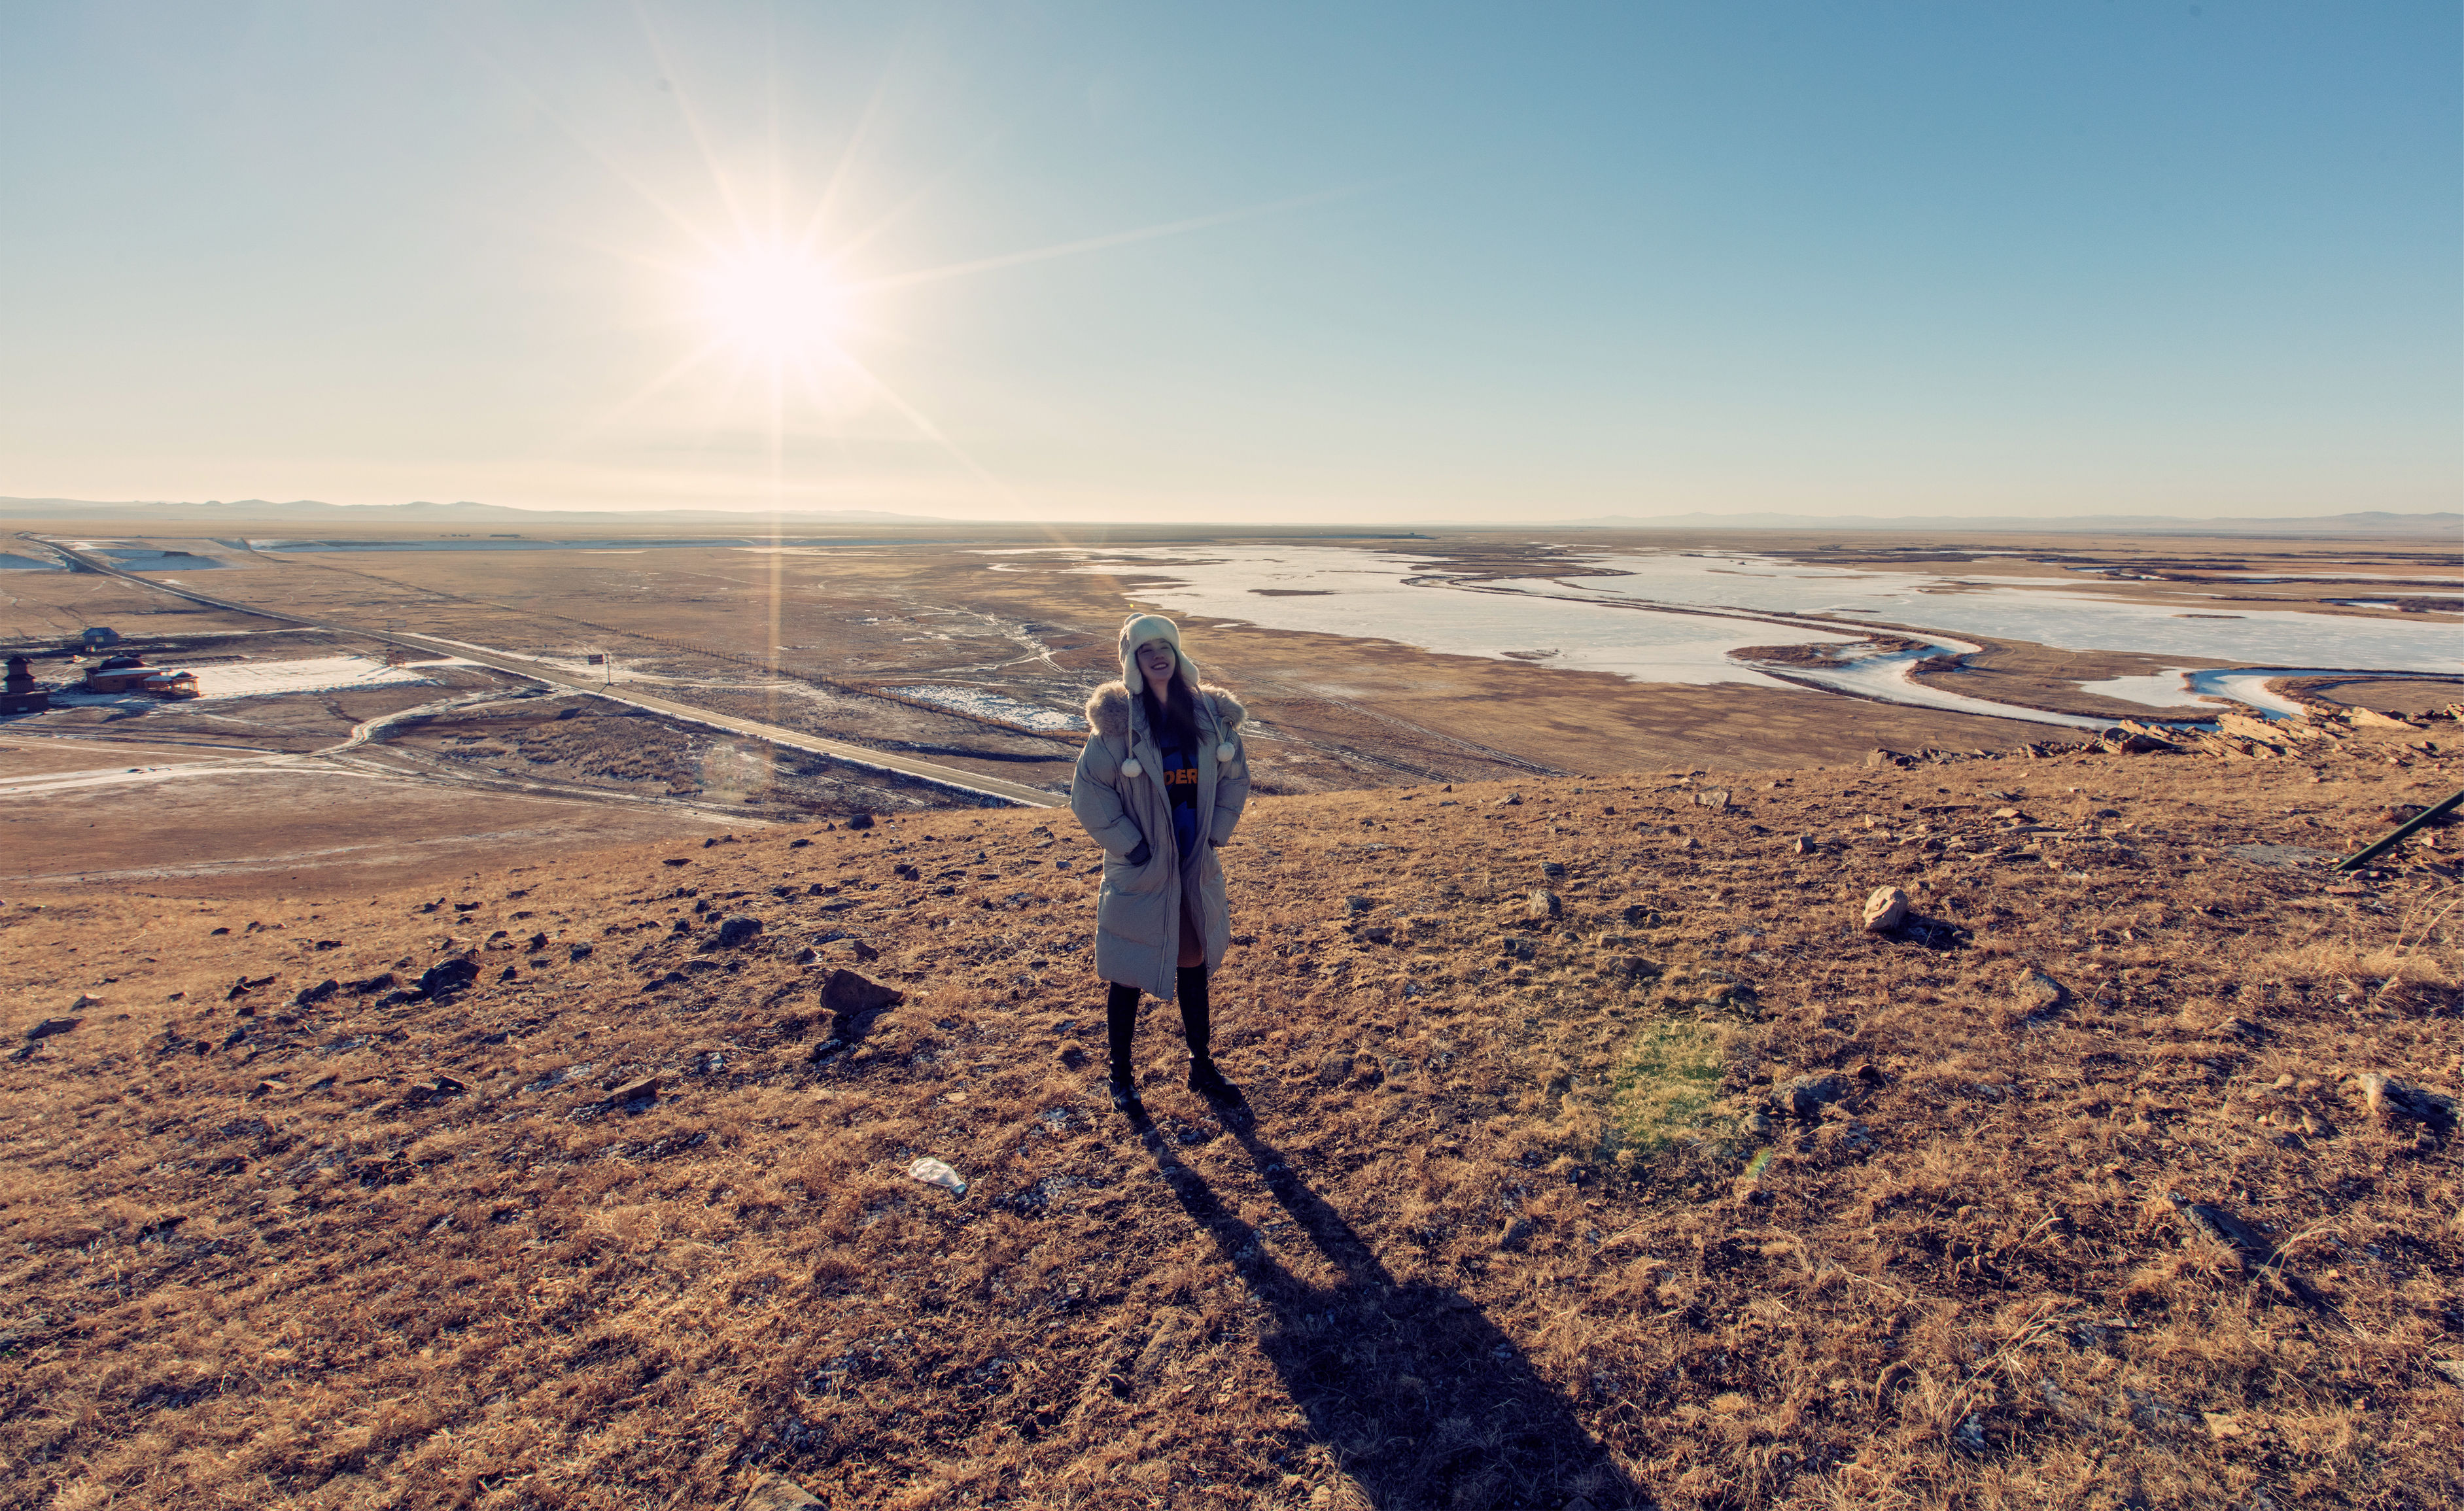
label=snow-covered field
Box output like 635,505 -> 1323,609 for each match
46,656 -> 443,706
882,684 -> 1087,732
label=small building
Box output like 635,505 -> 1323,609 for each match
1,653 -> 49,716
82,653 -> 198,698
80,627 -> 120,650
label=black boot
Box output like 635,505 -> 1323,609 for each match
1105,982 -> 1143,1113
1178,966 -> 1243,1103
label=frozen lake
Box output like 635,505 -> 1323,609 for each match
984,545 -> 2464,728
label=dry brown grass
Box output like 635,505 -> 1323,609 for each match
3,720 -> 2461,1508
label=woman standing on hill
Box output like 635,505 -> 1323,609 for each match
1070,613 -> 1252,1114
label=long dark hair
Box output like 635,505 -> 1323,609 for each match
1139,665 -> 1202,751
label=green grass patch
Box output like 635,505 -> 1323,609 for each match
1605,1016 -> 1733,1158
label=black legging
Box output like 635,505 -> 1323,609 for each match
1107,966 -> 1209,1084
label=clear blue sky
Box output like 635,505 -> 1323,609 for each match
2,2 -> 2455,521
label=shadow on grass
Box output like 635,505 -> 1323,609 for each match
1133,1108 -> 1644,1510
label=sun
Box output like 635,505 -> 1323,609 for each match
696,243 -> 849,362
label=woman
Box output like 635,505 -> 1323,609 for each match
1070,613 -> 1251,1114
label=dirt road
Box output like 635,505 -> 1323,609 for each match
17,533 -> 1062,808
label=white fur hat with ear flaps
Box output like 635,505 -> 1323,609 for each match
1113,613 -> 1234,774
1117,612 -> 1198,691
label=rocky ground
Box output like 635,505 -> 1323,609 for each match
2,709 -> 2461,1510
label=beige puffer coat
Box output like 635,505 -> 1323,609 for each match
1069,680 -> 1251,1001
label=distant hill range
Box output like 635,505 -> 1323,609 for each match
1,496 -> 2454,538
1545,510 -> 2462,537
0,497 -> 939,527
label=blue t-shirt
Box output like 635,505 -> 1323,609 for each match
1156,729 -> 1202,860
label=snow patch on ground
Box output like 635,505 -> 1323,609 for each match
882,684 -> 1086,732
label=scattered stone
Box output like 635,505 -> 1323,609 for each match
1497,793 -> 1522,805
744,1473 -> 830,1511
716,914 -> 764,947
525,931 -> 547,952
611,1076 -> 659,1105
69,993 -> 102,1011
821,968 -> 904,1018
292,979 -> 339,1007
1695,788 -> 1731,810
1345,895 -> 1372,914
663,858 -> 690,867
788,837 -> 812,848
2358,1073 -> 2457,1134
2015,968 -> 2070,1015
1527,889 -> 1562,920
1056,1041 -> 1087,1069
1621,903 -> 1660,927
25,1016 -> 80,1041
1361,925 -> 1395,945
844,812 -> 876,831
567,943 -> 593,962
1539,861 -> 1567,878
419,958 -> 481,998
908,1156 -> 966,1196
251,1079 -> 287,1098
1741,1110 -> 1774,1138
1317,1052 -> 1354,1087
2348,707 -> 2421,729
893,863 -> 921,880
1499,1215 -> 1535,1251
1865,748 -> 1907,769
2432,1360 -> 2464,1391
1861,886 -> 1907,933
794,946 -> 819,965
1775,1074 -> 1844,1119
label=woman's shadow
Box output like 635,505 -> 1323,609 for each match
1129,1107 -> 1644,1510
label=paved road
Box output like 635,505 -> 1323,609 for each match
18,533 -> 1065,809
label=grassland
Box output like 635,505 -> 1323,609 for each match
4,705 -> 2459,1509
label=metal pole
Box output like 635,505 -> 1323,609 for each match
2336,784 -> 2464,873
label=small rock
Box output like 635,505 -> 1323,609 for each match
1056,1042 -> 1087,1069
611,1076 -> 659,1105
1361,925 -> 1395,945
1499,1215 -> 1535,1251
793,946 -> 819,965
2014,968 -> 2069,1014
716,915 -> 764,947
1776,1075 -> 1844,1118
743,1473 -> 829,1511
26,1016 -> 80,1041
1861,886 -> 1907,933
525,931 -> 547,952
1695,788 -> 1731,810
1527,889 -> 1562,920
2299,1111 -> 2336,1138
293,979 -> 339,1007
844,812 -> 876,831
1539,861 -> 1567,878
1865,748 -> 1907,769
2358,1073 -> 2457,1133
1344,895 -> 1372,913
1497,793 -> 1523,806
821,969 -> 903,1017
1317,1052 -> 1354,1087
567,942 -> 593,962
1741,1111 -> 1774,1138
2431,1360 -> 2464,1391
419,958 -> 481,998
70,993 -> 103,1010
893,863 -> 921,880
908,1156 -> 966,1196
251,1079 -> 288,1098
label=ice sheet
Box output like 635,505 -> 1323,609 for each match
2075,667 -> 2463,720
1040,546 -> 1847,689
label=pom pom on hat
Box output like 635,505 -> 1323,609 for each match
1216,742 -> 1235,762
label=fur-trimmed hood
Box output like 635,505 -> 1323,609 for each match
1084,680 -> 1247,742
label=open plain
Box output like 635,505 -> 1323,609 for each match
4,515 -> 2463,1508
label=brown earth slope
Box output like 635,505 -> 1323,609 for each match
3,718 -> 2461,1510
